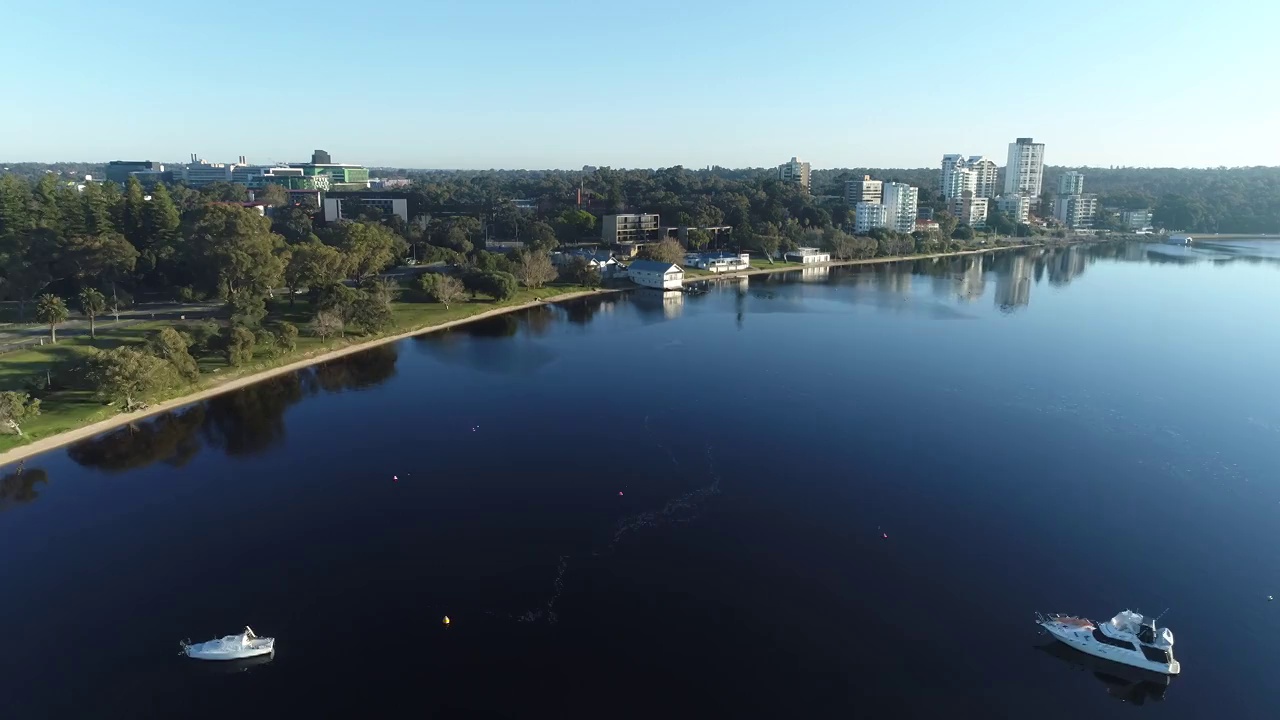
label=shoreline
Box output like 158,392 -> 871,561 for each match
680,242 -> 1037,285
0,289 -> 616,468
0,242 -> 1055,468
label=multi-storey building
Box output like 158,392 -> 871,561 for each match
882,182 -> 918,233
1058,171 -> 1084,196
853,202 -> 889,234
1120,209 -> 1154,231
941,155 -> 998,199
844,175 -> 882,207
602,214 -> 660,244
951,192 -> 989,229
778,157 -> 811,191
996,194 -> 1031,224
1004,137 -> 1045,196
1054,194 -> 1098,229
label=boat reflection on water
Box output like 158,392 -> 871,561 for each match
186,651 -> 276,676
1036,641 -> 1172,705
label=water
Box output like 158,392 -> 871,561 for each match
3,241 -> 1279,717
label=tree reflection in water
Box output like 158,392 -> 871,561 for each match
0,464 -> 49,512
68,345 -> 400,473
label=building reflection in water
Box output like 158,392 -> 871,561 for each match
631,288 -> 684,319
800,266 -> 830,283
995,253 -> 1033,311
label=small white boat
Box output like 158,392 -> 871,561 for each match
182,626 -> 275,661
1037,610 -> 1179,675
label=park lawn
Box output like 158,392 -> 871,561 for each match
0,284 -> 598,452
748,259 -> 804,270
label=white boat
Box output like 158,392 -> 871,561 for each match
182,626 -> 275,661
1037,610 -> 1179,675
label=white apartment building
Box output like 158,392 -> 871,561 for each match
882,182 -> 918,233
941,155 -> 998,199
967,157 -> 998,198
952,193 -> 989,229
854,202 -> 889,233
602,213 -> 660,244
1004,137 -> 1045,196
1054,194 -> 1098,229
778,157 -> 811,191
1121,209 -> 1154,231
996,194 -> 1031,224
844,175 -> 882,206
941,164 -> 976,200
1058,171 -> 1084,196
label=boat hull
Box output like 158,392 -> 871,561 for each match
1041,622 -> 1179,675
184,637 -> 275,661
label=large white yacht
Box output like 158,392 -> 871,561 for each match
1037,609 -> 1180,675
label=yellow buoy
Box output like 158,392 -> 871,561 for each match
443,615 -> 451,626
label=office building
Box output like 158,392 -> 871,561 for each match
310,149 -> 332,164
996,194 -> 1031,224
173,155 -> 233,188
1004,137 -> 1045,196
602,213 -> 660,244
1054,194 -> 1098,229
1058,171 -> 1084,196
882,182 -> 918,233
287,151 -> 370,190
845,175 -> 882,206
778,157 -> 811,191
951,192 -> 989,228
106,160 -> 162,185
1120,209 -> 1154,231
854,202 -> 889,233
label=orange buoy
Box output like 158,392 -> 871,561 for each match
443,615 -> 451,626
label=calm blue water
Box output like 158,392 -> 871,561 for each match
2,242 -> 1279,717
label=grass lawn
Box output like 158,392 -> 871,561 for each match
748,259 -> 805,270
0,283 -> 597,453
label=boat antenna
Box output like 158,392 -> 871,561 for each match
1154,607 -> 1170,623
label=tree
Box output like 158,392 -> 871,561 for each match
525,221 -> 559,252
77,287 -> 107,339
551,209 -> 596,241
351,290 -> 394,334
315,282 -> 359,323
0,173 -> 33,237
952,224 -> 975,241
312,310 -> 345,343
200,181 -> 249,203
87,346 -> 175,411
463,269 -> 518,301
276,322 -> 299,353
257,183 -> 289,207
224,326 -> 256,366
79,181 -> 116,236
189,204 -> 286,319
559,257 -> 601,288
120,176 -> 148,247
137,183 -> 181,279
284,241 -> 346,306
935,211 -> 958,241
513,249 -> 558,288
272,206 -> 316,244
63,232 -> 139,284
685,228 -> 713,251
329,220 -> 403,279
34,294 -> 68,343
30,174 -> 63,231
640,238 -> 685,265
418,272 -> 465,309
146,326 -> 200,382
0,391 -> 40,436
1,228 -> 63,321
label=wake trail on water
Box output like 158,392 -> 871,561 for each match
512,424 -> 723,625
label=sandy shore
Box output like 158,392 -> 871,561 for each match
0,242 -> 1052,467
0,289 -> 617,468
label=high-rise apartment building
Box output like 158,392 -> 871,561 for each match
1004,137 -> 1045,196
845,175 -> 882,206
778,157 -> 811,191
1058,171 -> 1084,196
882,182 -> 918,233
941,155 -> 999,199
853,203 -> 889,234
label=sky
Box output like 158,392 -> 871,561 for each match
3,0 -> 1278,169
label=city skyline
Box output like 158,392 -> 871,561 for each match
5,0 -> 1279,169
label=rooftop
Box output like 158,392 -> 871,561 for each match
628,260 -> 681,273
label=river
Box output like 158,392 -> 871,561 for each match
2,241 -> 1278,717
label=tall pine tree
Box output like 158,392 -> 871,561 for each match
0,174 -> 32,237
30,174 -> 63,231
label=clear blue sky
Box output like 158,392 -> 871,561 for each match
5,0 -> 1278,169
